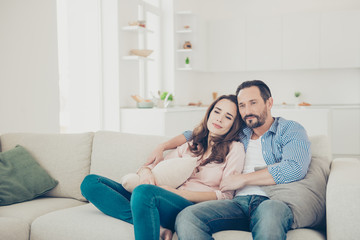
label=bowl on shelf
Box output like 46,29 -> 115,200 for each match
137,101 -> 154,108
130,49 -> 153,57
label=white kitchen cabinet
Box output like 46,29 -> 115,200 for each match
207,17 -> 246,72
120,107 -> 207,136
246,16 -> 282,71
320,11 -> 360,69
282,13 -> 321,70
331,107 -> 360,156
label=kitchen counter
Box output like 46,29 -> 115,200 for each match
121,106 -> 208,112
273,104 -> 360,109
120,104 -> 360,157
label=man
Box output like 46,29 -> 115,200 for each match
146,80 -> 311,239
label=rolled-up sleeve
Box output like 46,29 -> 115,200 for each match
182,130 -> 193,142
267,122 -> 311,184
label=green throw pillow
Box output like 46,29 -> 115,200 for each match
0,145 -> 58,206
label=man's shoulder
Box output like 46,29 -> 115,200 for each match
276,117 -> 306,131
273,117 -> 308,140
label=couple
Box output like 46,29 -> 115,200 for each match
81,80 -> 311,240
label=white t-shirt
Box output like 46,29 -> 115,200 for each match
235,137 -> 268,197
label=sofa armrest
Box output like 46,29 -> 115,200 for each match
326,158 -> 360,240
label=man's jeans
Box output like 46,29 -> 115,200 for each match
80,174 -> 194,240
175,195 -> 293,240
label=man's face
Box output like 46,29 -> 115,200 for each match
237,86 -> 269,129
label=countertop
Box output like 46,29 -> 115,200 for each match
121,104 -> 360,111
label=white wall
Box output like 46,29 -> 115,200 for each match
173,0 -> 360,106
0,0 -> 60,133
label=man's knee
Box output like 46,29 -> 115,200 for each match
251,200 -> 293,240
257,200 -> 293,223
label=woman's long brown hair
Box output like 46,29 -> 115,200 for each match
188,94 -> 244,165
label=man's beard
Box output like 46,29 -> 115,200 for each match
244,109 -> 267,129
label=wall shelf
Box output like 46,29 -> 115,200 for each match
176,29 -> 193,33
123,56 -> 154,61
122,26 -> 154,33
175,11 -> 197,71
177,67 -> 192,71
176,49 -> 192,52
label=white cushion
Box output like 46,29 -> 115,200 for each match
0,197 -> 85,224
31,204 -> 136,240
0,217 -> 29,240
0,132 -> 93,201
122,157 -> 197,192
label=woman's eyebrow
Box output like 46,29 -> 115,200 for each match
226,112 -> 234,117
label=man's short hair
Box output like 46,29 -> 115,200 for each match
235,80 -> 272,102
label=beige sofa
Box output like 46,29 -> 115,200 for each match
0,131 -> 359,240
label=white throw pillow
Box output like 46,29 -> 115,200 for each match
121,157 -> 197,192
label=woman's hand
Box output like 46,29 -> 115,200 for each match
138,167 -> 157,185
145,144 -> 165,166
159,186 -> 217,203
159,185 -> 179,194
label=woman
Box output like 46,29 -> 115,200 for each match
80,94 -> 246,240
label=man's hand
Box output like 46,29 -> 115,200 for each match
145,144 -> 165,166
138,167 -> 157,185
220,169 -> 276,191
220,174 -> 247,191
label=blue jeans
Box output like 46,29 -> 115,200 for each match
175,195 -> 293,240
80,174 -> 194,240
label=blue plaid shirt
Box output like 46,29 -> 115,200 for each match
183,117 -> 311,184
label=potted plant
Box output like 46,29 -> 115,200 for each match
294,91 -> 301,106
185,57 -> 190,68
158,91 -> 174,108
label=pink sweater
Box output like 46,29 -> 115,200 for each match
164,141 -> 245,200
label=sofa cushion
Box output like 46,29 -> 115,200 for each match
30,204 -> 325,240
0,217 -> 29,240
0,132 -> 94,201
90,131 -> 170,182
31,204 -> 136,240
0,197 -> 85,224
0,145 -> 58,206
261,135 -> 331,229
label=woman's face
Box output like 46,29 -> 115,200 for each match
207,99 -> 237,137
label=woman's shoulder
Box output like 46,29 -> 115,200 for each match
228,141 -> 245,152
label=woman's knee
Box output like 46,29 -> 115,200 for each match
131,184 -> 158,204
80,174 -> 101,198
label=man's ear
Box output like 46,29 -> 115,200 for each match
267,97 -> 274,109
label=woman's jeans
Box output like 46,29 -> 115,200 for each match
175,195 -> 294,240
80,174 -> 194,240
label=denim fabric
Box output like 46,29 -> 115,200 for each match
175,195 -> 293,240
80,174 -> 194,240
